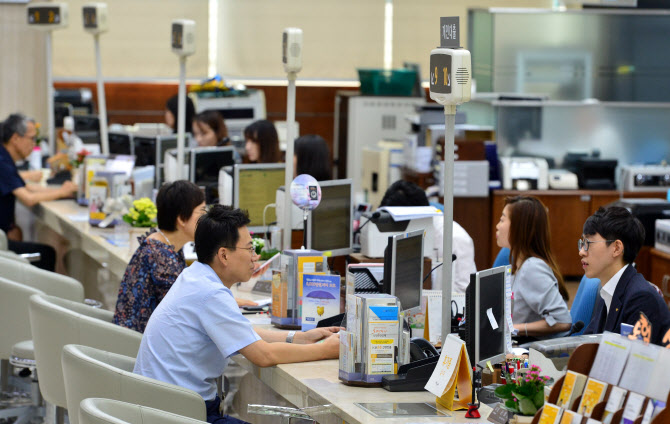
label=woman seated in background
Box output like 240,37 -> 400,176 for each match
294,134 -> 332,181
192,110 -> 231,147
243,119 -> 281,163
164,94 -> 195,134
495,195 -> 572,341
114,180 -> 255,332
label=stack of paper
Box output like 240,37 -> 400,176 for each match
378,206 -> 442,221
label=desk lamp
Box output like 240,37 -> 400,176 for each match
281,27 -> 303,251
428,16 -> 472,343
82,3 -> 110,154
27,2 -> 69,156
170,19 -> 196,180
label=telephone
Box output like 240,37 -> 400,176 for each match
409,337 -> 440,362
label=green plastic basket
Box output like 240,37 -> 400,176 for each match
357,68 -> 418,96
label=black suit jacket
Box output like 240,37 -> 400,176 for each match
584,265 -> 670,345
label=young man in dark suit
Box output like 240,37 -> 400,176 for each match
581,206 -> 670,345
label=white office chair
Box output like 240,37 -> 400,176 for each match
62,345 -> 207,424
0,277 -> 44,423
0,250 -> 30,264
0,255 -> 84,301
29,294 -> 142,424
0,259 -> 86,422
79,398 -> 208,424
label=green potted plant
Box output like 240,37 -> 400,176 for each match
122,197 -> 157,228
494,365 -> 550,423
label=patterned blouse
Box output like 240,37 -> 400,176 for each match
113,230 -> 185,333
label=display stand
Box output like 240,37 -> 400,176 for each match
530,343 -> 668,424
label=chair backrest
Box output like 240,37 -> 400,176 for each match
493,247 -> 511,268
569,275 -> 601,336
0,277 -> 44,360
63,345 -> 206,424
0,250 -> 30,264
0,229 -> 7,250
0,255 -> 84,301
79,398 -> 208,424
29,294 -> 142,409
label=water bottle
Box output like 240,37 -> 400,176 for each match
28,146 -> 42,170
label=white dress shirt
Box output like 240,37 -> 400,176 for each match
600,264 -> 628,313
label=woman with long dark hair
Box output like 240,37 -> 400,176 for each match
294,134 -> 332,181
243,120 -> 281,163
495,195 -> 571,340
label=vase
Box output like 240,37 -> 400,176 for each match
511,414 -> 534,424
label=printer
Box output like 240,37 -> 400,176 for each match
499,157 -> 549,190
359,209 -> 435,258
610,198 -> 670,246
621,165 -> 670,192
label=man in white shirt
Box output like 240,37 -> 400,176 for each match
379,180 -> 477,292
134,205 -> 340,424
581,206 -> 670,345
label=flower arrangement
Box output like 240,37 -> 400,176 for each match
122,198 -> 157,228
494,365 -> 550,416
71,148 -> 91,168
251,237 -> 264,255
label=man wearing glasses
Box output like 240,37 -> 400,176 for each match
0,113 -> 77,271
581,206 -> 670,345
134,205 -> 341,424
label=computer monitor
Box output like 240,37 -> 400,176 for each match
382,229 -> 424,311
73,114 -> 100,132
133,134 -> 179,187
464,265 -> 508,367
233,164 -> 285,233
108,132 -> 133,155
189,146 -> 236,186
306,179 -> 353,256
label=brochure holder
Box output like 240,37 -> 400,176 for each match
530,342 -> 669,424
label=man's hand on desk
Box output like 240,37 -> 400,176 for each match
59,180 -> 78,196
295,327 -> 343,344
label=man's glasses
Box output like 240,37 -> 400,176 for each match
225,245 -> 257,255
578,237 -> 616,252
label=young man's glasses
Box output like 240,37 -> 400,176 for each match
578,237 -> 616,252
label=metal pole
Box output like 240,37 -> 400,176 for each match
176,56 -> 187,181
441,104 -> 456,343
94,34 -> 109,155
282,73 -> 297,250
46,31 -> 55,156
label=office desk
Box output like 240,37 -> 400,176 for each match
34,199 -> 147,308
234,356 -> 492,424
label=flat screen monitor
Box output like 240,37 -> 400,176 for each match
108,132 -> 133,155
133,135 -> 180,187
306,179 -> 353,256
189,146 -> 236,186
233,164 -> 285,233
73,114 -> 100,132
464,265 -> 508,367
382,229 -> 424,311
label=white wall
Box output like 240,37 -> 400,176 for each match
52,0 -> 209,79
0,2 -> 48,125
